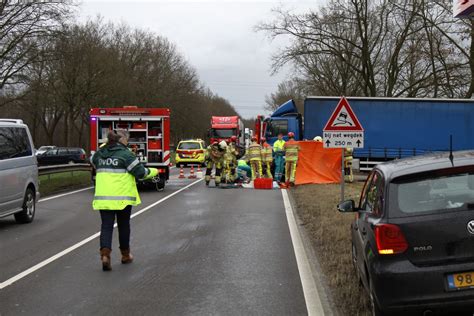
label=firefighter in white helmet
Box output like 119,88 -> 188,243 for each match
205,141 -> 227,187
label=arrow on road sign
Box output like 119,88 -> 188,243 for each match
325,140 -> 331,146
356,140 -> 361,147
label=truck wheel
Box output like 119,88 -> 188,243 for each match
15,188 -> 36,224
156,182 -> 165,191
155,174 -> 166,192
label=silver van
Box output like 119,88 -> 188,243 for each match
0,119 -> 39,223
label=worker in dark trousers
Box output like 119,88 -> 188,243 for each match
91,129 -> 158,271
273,133 -> 286,184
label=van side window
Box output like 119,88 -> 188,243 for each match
59,149 -> 69,155
0,127 -> 32,160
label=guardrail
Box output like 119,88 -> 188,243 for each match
38,163 -> 92,179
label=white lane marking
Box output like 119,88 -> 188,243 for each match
0,178 -> 203,290
130,178 -> 202,219
38,187 -> 94,203
282,189 -> 325,316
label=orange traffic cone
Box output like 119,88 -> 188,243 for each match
196,165 -> 203,178
179,165 -> 185,179
188,165 -> 197,179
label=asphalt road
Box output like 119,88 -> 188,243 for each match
0,168 -> 310,315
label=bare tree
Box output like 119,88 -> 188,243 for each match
257,0 -> 472,99
11,18 -> 241,148
0,0 -> 72,102
264,78 -> 304,111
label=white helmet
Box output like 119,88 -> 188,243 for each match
314,136 -> 323,142
219,140 -> 228,149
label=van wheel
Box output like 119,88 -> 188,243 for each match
15,188 -> 35,224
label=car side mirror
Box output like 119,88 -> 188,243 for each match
337,200 -> 356,213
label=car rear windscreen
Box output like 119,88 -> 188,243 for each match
178,142 -> 200,150
389,166 -> 474,217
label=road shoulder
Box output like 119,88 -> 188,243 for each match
286,189 -> 340,316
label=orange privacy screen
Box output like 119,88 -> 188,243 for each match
295,141 -> 342,185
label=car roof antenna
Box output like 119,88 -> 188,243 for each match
449,134 -> 454,167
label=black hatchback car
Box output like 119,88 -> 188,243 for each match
338,151 -> 474,315
37,147 -> 86,165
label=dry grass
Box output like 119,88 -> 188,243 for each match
39,171 -> 91,196
291,182 -> 371,316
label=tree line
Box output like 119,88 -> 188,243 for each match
259,0 -> 474,111
0,1 -> 238,149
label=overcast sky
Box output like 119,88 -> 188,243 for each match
78,0 -> 322,119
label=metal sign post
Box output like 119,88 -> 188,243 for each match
341,148 -> 345,202
322,97 -> 364,203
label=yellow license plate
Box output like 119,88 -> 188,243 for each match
448,271 -> 474,290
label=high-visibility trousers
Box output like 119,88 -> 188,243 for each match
285,160 -> 297,183
223,161 -> 237,183
274,154 -> 284,182
205,160 -> 222,185
264,162 -> 273,179
250,160 -> 262,180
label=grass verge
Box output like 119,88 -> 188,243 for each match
39,171 -> 92,197
291,182 -> 371,316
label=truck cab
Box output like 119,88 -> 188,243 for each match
255,100 -> 303,145
209,116 -> 244,146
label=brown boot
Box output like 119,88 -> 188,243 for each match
100,248 -> 112,271
120,248 -> 134,264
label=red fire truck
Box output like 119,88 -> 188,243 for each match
209,116 -> 244,146
89,106 -> 171,191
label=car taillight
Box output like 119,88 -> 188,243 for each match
81,154 -> 86,160
375,224 -> 408,255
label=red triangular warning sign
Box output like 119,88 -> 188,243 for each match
323,97 -> 364,131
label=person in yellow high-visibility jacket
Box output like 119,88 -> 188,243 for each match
261,137 -> 273,179
205,141 -> 226,186
246,136 -> 262,180
284,132 -> 300,186
91,129 -> 158,271
273,133 -> 286,184
344,147 -> 354,183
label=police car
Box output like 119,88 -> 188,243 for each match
175,139 -> 206,166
